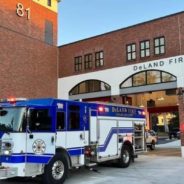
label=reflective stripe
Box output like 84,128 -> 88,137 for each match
98,128 -> 133,152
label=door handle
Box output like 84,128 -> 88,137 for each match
80,133 -> 84,140
51,136 -> 55,144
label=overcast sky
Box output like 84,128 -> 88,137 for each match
58,0 -> 184,46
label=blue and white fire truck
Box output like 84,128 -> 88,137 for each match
0,98 -> 146,183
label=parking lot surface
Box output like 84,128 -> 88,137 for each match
1,140 -> 184,184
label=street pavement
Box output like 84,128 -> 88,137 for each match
1,139 -> 184,184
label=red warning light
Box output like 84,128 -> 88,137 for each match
8,97 -> 16,104
98,106 -> 104,112
142,111 -> 146,116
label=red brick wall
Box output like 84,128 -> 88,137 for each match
0,0 -> 57,45
59,12 -> 184,78
0,1 -> 58,98
0,27 -> 57,98
178,95 -> 184,146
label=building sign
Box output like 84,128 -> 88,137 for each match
98,106 -> 145,118
133,56 -> 184,72
16,3 -> 31,20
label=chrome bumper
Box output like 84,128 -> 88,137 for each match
0,166 -> 18,179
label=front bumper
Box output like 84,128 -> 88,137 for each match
0,166 -> 18,179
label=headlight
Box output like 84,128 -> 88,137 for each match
1,141 -> 13,155
3,150 -> 11,155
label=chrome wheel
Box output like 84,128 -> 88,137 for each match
122,149 -> 130,164
52,160 -> 65,180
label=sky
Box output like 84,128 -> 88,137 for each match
58,0 -> 184,46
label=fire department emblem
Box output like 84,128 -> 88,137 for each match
32,139 -> 46,154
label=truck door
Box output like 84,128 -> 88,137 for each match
26,107 -> 56,163
89,109 -> 98,144
66,104 -> 88,152
97,118 -> 118,159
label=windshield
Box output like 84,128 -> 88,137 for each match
0,107 -> 26,132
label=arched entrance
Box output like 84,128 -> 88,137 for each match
119,70 -> 178,130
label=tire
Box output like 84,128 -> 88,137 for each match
42,153 -> 68,184
150,141 -> 156,150
118,145 -> 131,168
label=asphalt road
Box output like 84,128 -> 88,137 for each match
1,139 -> 182,184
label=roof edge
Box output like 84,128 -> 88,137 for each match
58,11 -> 184,48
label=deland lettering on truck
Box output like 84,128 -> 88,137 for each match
0,98 -> 146,183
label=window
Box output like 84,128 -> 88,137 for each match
84,54 -> 92,70
95,51 -> 104,67
120,70 -> 176,89
57,111 -> 65,130
127,43 -> 136,61
133,72 -> 146,86
68,105 -> 80,130
74,56 -> 82,72
45,20 -> 53,45
47,0 -> 52,7
69,80 -> 111,96
162,72 -> 176,82
140,40 -> 150,58
29,109 -> 51,131
154,37 -> 165,55
147,71 -> 161,84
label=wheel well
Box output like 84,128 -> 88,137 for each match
56,147 -> 72,169
123,141 -> 133,155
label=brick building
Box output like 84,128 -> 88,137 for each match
58,12 -> 184,157
1,2 -> 184,157
0,0 -> 58,98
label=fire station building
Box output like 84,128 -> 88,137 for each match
58,12 -> 184,157
0,0 -> 58,98
1,1 -> 184,157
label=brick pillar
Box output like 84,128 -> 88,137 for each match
178,95 -> 184,158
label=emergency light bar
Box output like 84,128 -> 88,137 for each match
0,98 -> 27,103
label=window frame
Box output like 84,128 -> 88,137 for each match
74,56 -> 82,72
69,80 -> 111,96
120,70 -> 176,89
154,36 -> 165,55
140,40 -> 150,58
56,111 -> 65,131
47,0 -> 52,7
68,105 -> 80,131
95,51 -> 104,68
29,108 -> 52,132
84,53 -> 93,70
126,43 -> 136,61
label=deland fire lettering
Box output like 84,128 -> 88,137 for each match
112,107 -> 127,113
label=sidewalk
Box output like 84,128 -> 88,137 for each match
157,139 -> 181,148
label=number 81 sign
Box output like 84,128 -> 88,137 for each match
16,3 -> 31,20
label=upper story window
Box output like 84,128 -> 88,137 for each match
47,0 -> 52,7
84,54 -> 92,70
74,56 -> 82,72
95,51 -> 104,68
126,43 -> 136,61
45,20 -> 53,45
140,40 -> 150,58
154,36 -> 165,55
